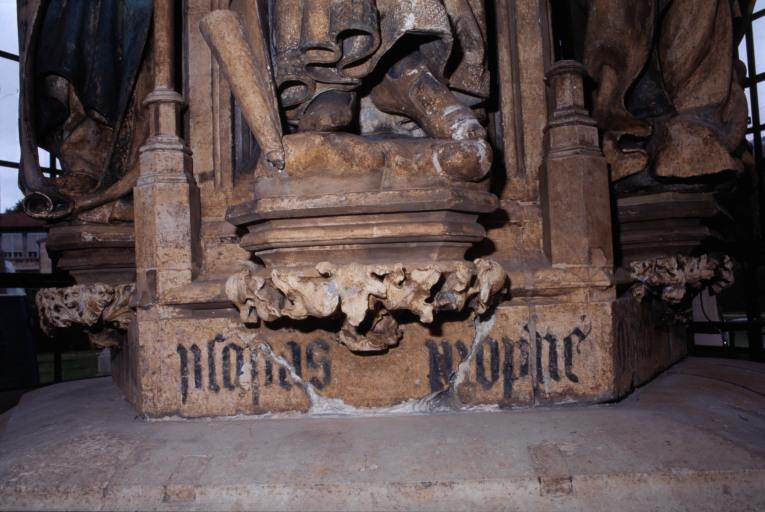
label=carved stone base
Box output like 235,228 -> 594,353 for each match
225,150 -> 503,351
116,293 -> 686,418
227,186 -> 497,267
617,191 -> 726,265
227,131 -> 497,269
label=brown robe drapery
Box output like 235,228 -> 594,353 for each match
270,0 -> 489,115
584,0 -> 754,180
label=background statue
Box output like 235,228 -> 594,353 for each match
18,0 -> 153,219
584,0 -> 754,182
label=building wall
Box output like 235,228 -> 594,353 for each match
0,231 -> 47,272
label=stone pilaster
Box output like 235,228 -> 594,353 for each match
541,60 -> 613,268
134,0 -> 199,303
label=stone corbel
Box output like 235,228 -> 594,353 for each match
226,259 -> 508,352
36,284 -> 136,348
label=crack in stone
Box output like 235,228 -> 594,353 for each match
256,342 -> 351,415
428,313 -> 497,410
219,318 -> 500,417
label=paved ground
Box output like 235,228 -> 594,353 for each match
0,357 -> 764,511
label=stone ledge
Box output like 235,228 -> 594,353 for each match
150,264 -> 614,308
1,358 -> 763,511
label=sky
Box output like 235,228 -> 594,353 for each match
1,2 -> 765,212
0,0 -> 21,212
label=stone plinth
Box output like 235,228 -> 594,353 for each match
28,0 -> 713,422
116,283 -> 687,418
46,223 -> 136,285
228,186 -> 497,267
617,191 -> 727,264
227,132 -> 496,268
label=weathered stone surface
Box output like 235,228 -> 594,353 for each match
226,259 -> 507,352
630,254 -> 735,305
36,284 -> 135,348
46,223 -> 136,285
542,61 -> 612,268
616,191 -> 727,264
612,297 -> 687,395
117,294 -> 630,418
17,0 -> 750,419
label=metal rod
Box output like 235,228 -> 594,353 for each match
53,346 -> 62,383
744,22 -> 764,361
0,50 -> 19,62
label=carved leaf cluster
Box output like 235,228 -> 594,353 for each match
630,254 -> 734,305
226,259 -> 507,352
36,284 -> 136,336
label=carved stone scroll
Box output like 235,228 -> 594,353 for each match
226,259 -> 508,352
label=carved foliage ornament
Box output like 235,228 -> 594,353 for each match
36,284 -> 136,348
226,259 -> 508,352
630,254 -> 734,305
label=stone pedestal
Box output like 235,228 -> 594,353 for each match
228,185 -> 496,267
113,1 -> 677,418
617,191 -> 726,264
30,0 -> 699,419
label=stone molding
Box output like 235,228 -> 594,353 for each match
226,259 -> 508,352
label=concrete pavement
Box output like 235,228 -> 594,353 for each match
0,357 -> 764,511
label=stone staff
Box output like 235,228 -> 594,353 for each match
200,9 -> 285,170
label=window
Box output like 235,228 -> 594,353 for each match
741,1 -> 765,152
0,5 -> 58,212
0,2 -> 20,213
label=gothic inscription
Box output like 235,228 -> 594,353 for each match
426,324 -> 591,399
174,321 -> 592,406
175,336 -> 331,405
